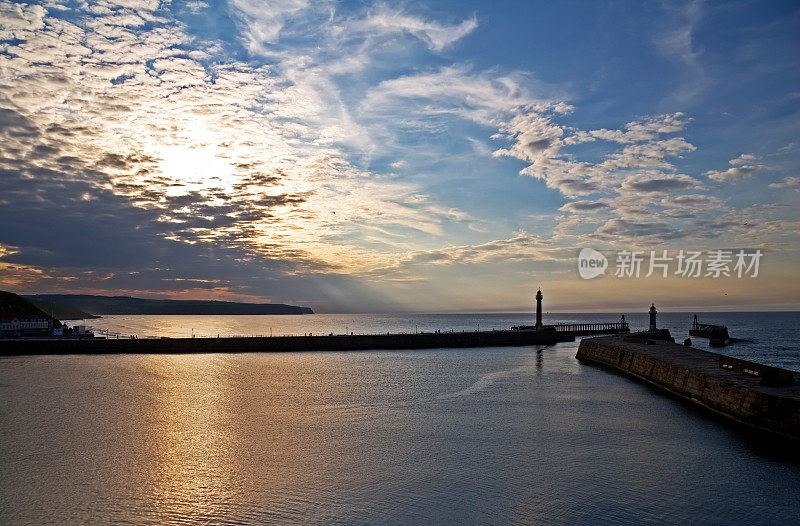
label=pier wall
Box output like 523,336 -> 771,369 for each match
577,337 -> 800,440
0,329 -> 568,356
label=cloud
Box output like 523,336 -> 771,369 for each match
230,1 -> 477,57
589,113 -> 690,144
185,1 -> 208,14
0,0 -> 792,308
706,154 -> 763,182
366,232 -> 574,279
0,0 -> 486,304
621,172 -> 699,193
730,153 -> 760,165
0,2 -> 46,39
362,65 -> 553,124
660,194 -> 723,208
769,176 -> 800,190
228,0 -> 312,51
356,40 -> 715,251
653,0 -> 708,104
364,68 -> 704,211
355,7 -> 477,51
594,218 -> 684,241
559,200 -> 609,213
503,112 -> 697,201
0,108 -> 36,136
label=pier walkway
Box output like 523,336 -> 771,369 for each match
577,335 -> 800,440
688,315 -> 731,346
551,322 -> 629,336
0,329 -> 560,355
0,321 -> 630,356
512,322 -> 629,336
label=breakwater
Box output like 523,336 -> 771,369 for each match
0,329 -> 570,356
577,335 -> 800,440
0,321 -> 632,356
689,315 -> 730,346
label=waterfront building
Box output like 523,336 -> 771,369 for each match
0,317 -> 51,336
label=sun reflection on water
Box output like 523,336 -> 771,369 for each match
143,354 -> 236,522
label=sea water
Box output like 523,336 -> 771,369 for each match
1,312 -> 799,524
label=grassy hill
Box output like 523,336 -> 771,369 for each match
0,291 -> 60,324
27,299 -> 100,320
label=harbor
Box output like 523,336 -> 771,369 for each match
4,317 -> 799,525
3,287 -> 799,441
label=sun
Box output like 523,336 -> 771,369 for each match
157,144 -> 237,196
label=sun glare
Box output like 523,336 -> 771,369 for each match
157,145 -> 236,196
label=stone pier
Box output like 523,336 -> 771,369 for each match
577,335 -> 800,440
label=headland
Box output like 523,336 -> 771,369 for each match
24,294 -> 315,315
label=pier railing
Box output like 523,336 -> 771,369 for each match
692,322 -> 727,332
550,322 -> 629,333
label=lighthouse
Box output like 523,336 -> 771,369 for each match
535,289 -> 543,329
649,304 -> 657,332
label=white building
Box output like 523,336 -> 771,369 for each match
0,317 -> 51,334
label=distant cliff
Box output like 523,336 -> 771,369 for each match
24,294 -> 314,316
27,299 -> 100,320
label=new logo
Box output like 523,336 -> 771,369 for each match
578,248 -> 608,279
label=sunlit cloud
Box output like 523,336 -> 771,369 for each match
706,154 -> 763,183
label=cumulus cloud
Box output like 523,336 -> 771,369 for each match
660,194 -> 723,208
558,200 -> 609,213
185,1 -> 208,14
621,172 -> 699,193
365,62 -> 700,209
589,113 -> 691,144
506,112 -> 696,198
768,176 -> 800,190
361,67 -> 732,245
706,154 -> 762,182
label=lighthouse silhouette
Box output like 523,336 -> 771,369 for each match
535,289 -> 543,329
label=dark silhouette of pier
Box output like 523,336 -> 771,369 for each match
512,289 -> 629,337
550,322 -> 629,335
689,314 -> 731,346
0,289 -> 631,355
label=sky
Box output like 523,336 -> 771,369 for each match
0,0 -> 798,313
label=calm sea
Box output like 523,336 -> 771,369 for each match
1,312 -> 799,524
